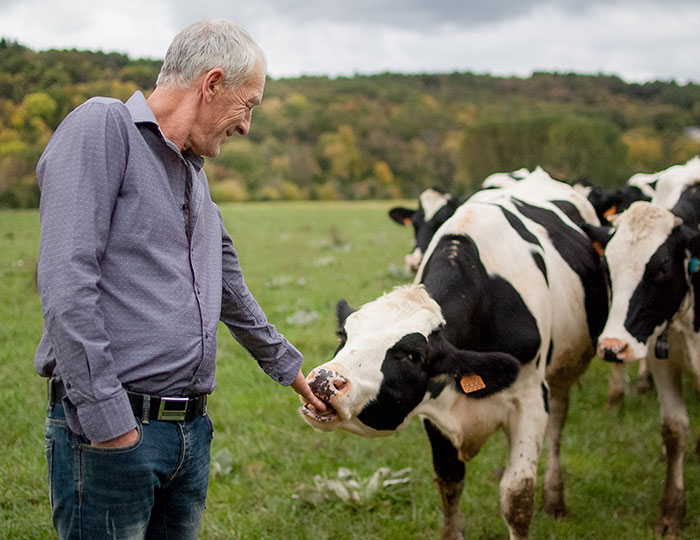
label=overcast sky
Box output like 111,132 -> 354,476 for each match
1,0 -> 699,84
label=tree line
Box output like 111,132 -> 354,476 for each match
1,37 -> 699,208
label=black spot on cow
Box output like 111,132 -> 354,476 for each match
421,234 -> 541,365
357,333 -> 431,431
512,199 -> 609,341
356,330 -> 521,432
625,226 -> 698,342
423,418 -> 465,483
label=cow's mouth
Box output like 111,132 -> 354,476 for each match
300,399 -> 338,424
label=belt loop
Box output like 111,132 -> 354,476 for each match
47,378 -> 55,410
141,394 -> 150,424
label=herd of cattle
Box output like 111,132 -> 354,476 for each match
299,156 -> 700,540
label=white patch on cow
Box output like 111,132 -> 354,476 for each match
650,155 -> 700,209
320,285 -> 446,437
600,202 -> 679,361
572,183 -> 592,198
419,189 -> 452,221
627,171 -> 660,200
481,168 -> 530,189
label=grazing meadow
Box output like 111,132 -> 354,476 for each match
1,201 -> 700,539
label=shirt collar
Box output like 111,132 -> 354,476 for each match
125,91 -> 205,171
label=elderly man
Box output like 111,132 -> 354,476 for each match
36,19 -> 324,539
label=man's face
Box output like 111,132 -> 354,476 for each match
189,58 -> 265,158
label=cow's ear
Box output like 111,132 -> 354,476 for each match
389,207 -> 415,227
681,224 -> 700,258
426,335 -> 519,398
336,299 -> 356,328
581,222 -> 615,256
450,350 -> 520,399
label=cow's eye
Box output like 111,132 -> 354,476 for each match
652,260 -> 672,283
406,351 -> 423,364
334,330 -> 347,353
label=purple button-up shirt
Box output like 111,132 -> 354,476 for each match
35,91 -> 302,442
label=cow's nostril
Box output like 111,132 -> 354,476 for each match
602,348 -> 623,363
333,379 -> 347,391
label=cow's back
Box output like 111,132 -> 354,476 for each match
418,173 -> 606,376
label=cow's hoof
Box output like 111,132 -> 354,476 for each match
542,496 -> 567,519
654,517 -> 682,538
440,530 -> 465,540
605,391 -> 624,409
637,373 -> 654,394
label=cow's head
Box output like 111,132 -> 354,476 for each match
300,285 -> 520,437
585,201 -> 700,363
575,181 -> 651,224
389,188 -> 460,272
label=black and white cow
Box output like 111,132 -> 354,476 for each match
592,158 -> 700,408
389,188 -> 468,272
388,169 -> 530,272
584,156 -> 700,537
302,169 -> 608,540
574,175 -> 658,406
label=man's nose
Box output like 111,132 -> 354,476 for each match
236,111 -> 252,136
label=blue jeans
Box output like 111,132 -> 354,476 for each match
45,402 -> 213,540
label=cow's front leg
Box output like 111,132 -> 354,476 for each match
423,419 -> 465,540
649,357 -> 688,537
606,363 -> 625,408
636,356 -> 653,394
542,383 -> 570,518
500,398 -> 547,540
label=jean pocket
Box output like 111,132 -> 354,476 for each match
79,419 -> 144,454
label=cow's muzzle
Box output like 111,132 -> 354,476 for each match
299,367 -> 348,427
598,338 -> 629,363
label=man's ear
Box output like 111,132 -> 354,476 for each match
336,299 -> 356,328
202,68 -> 226,102
426,334 -> 520,398
388,207 -> 415,227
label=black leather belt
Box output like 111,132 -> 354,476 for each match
48,378 -> 207,422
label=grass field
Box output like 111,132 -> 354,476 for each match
1,201 -> 700,540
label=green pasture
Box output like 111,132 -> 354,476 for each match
1,201 -> 700,539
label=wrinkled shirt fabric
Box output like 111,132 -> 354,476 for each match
35,91 -> 302,442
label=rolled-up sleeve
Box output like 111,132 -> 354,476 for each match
218,212 -> 302,386
36,101 -> 136,442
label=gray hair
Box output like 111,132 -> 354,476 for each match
156,19 -> 267,89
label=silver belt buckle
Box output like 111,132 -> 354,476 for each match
157,397 -> 189,421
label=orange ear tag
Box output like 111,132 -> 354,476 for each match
460,373 -> 486,394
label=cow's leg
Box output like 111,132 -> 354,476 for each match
500,396 -> 547,540
606,364 -> 625,408
542,382 -> 570,518
637,356 -> 654,394
423,419 -> 465,540
649,357 -> 687,537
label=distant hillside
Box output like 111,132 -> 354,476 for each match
1,39 -> 699,207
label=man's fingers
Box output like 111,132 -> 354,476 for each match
292,371 -> 326,410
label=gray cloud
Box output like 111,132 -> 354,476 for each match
0,0 -> 698,83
